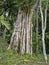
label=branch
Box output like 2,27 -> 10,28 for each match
31,0 -> 40,12
44,1 -> 48,30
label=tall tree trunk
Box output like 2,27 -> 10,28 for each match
26,14 -> 30,54
20,12 -> 26,54
40,0 -> 48,63
8,0 -> 40,55
8,9 -> 23,51
36,8 -> 39,54
29,12 -> 33,55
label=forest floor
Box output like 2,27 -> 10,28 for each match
0,50 -> 49,65
0,38 -> 49,65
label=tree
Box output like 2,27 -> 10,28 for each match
7,0 -> 40,55
40,0 -> 48,63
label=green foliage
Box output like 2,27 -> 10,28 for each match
0,29 -> 49,65
0,15 -> 10,30
0,0 -> 49,58
0,37 -> 8,52
0,50 -> 49,65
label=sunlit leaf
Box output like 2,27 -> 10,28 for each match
0,15 -> 10,30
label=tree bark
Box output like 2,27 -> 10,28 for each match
8,9 -> 23,52
36,8 -> 39,54
40,0 -> 48,63
8,0 -> 40,55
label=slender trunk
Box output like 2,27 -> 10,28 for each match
36,8 -> 39,54
40,0 -> 48,63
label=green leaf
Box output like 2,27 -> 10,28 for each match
0,15 -> 10,30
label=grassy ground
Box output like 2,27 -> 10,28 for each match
0,50 -> 49,65
0,38 -> 49,65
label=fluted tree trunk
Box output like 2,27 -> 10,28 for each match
8,0 -> 40,55
20,12 -> 26,54
26,13 -> 30,54
8,9 -> 23,51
